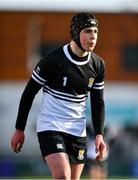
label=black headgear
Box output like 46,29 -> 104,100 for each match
70,12 -> 99,51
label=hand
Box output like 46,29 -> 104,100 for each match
11,129 -> 25,153
95,134 -> 107,161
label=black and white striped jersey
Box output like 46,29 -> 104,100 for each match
30,44 -> 105,137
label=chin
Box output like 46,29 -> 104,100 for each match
88,47 -> 94,51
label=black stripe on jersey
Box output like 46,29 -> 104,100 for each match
43,85 -> 88,103
92,81 -> 104,90
31,70 -> 46,85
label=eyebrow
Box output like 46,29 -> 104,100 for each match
83,28 -> 98,32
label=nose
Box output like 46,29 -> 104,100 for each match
90,32 -> 95,39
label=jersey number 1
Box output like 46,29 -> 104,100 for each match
63,77 -> 67,86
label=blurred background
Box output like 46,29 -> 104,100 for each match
0,0 -> 138,179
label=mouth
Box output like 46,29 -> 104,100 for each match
89,43 -> 95,47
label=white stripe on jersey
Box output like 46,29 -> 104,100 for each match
93,81 -> 104,90
63,44 -> 91,65
43,85 -> 88,103
31,70 -> 46,85
36,91 -> 87,137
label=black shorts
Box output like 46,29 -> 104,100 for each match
37,130 -> 87,164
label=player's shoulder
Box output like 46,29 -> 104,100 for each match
39,45 -> 64,65
90,51 -> 105,68
47,45 -> 64,58
91,51 -> 105,63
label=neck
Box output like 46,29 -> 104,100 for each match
69,41 -> 88,57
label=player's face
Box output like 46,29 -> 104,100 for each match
80,27 -> 98,51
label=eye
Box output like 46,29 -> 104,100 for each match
83,28 -> 98,34
94,29 -> 98,34
84,29 -> 91,33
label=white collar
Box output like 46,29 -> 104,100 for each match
63,44 -> 91,65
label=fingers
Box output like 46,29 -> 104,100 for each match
95,148 -> 104,161
11,141 -> 23,153
95,140 -> 100,154
95,144 -> 106,161
95,145 -> 103,161
96,153 -> 103,161
95,134 -> 107,161
11,130 -> 24,153
95,144 -> 99,154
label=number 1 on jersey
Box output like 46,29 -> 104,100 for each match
63,77 -> 67,86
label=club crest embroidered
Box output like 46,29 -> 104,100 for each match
78,149 -> 85,160
88,78 -> 94,88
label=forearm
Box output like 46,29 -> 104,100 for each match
90,89 -> 105,136
15,89 -> 34,131
15,78 -> 42,131
92,102 -> 105,135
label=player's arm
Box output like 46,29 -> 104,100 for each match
11,58 -> 48,153
90,86 -> 106,161
16,78 -> 42,131
11,78 -> 42,153
90,59 -> 106,160
90,87 -> 105,136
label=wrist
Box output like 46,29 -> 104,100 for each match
15,129 -> 24,133
96,134 -> 104,139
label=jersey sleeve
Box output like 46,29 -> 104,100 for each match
31,56 -> 53,85
92,59 -> 105,90
15,56 -> 55,131
15,78 -> 42,131
90,59 -> 106,136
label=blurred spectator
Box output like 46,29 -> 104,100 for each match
108,125 -> 138,177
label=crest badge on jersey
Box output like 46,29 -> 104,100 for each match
88,78 -> 94,88
78,149 -> 85,160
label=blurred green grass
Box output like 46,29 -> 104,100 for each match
8,176 -> 138,179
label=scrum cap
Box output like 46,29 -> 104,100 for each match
70,12 -> 99,51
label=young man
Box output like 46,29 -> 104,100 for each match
11,12 -> 107,179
